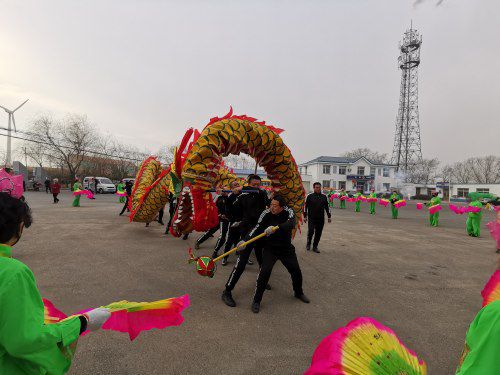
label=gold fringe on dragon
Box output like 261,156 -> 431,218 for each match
129,108 -> 305,236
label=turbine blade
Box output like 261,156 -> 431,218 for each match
12,99 -> 29,112
0,105 -> 11,113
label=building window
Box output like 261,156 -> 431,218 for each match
339,166 -> 346,175
457,188 -> 469,197
322,165 -> 331,174
377,183 -> 382,191
322,180 -> 330,188
378,168 -> 381,176
383,183 -> 390,191
331,181 -> 337,189
304,166 -> 307,174
476,188 -> 490,194
332,165 -> 337,174
370,167 -> 376,176
357,166 -> 365,175
338,181 -> 346,190
383,167 -> 390,177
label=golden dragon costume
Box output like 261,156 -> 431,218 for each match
130,109 -> 305,237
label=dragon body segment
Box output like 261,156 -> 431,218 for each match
129,110 -> 305,236
171,110 -> 305,236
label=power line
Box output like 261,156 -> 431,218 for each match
0,130 -> 146,162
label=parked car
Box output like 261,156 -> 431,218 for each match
83,176 -> 116,193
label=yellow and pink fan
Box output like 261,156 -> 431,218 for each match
305,317 -> 427,375
43,295 -> 189,341
481,270 -> 500,307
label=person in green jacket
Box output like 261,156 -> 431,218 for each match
426,191 -> 442,227
354,189 -> 362,213
116,181 -> 126,203
72,178 -> 82,207
389,190 -> 401,219
369,188 -> 377,215
456,300 -> 500,374
466,193 -> 483,237
339,188 -> 347,209
0,192 -> 110,375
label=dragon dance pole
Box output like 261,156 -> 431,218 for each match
212,226 -> 278,262
189,226 -> 279,277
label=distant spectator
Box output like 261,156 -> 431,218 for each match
50,179 -> 61,204
44,178 -> 51,194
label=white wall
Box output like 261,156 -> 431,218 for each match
300,161 -> 398,193
451,184 -> 500,197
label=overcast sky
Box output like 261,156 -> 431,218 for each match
0,0 -> 498,165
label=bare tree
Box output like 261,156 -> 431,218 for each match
342,148 -> 389,164
405,158 -> 440,184
443,156 -> 500,184
224,154 -> 255,170
20,139 -> 47,168
27,114 -> 99,179
156,144 -> 177,166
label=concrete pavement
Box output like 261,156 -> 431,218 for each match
13,191 -> 497,374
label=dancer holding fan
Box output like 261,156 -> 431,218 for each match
0,192 -> 110,374
426,190 -> 442,227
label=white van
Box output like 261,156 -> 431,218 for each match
83,177 -> 116,194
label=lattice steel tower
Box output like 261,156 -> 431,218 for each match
391,24 -> 423,175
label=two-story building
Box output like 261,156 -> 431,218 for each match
299,156 -> 398,193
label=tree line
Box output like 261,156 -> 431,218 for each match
342,148 -> 500,184
12,114 -> 147,182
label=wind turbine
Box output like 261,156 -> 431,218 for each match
0,99 -> 29,167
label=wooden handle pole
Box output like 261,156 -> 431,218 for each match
211,226 -> 278,263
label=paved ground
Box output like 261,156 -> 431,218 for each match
14,191 -> 498,374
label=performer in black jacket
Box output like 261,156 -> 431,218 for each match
119,180 -> 134,216
194,191 -> 230,258
220,181 -> 243,265
246,195 -> 310,313
221,174 -> 270,307
304,182 -> 331,253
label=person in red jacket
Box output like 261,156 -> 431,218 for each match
50,178 -> 62,204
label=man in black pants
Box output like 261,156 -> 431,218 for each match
304,182 -> 331,253
220,181 -> 243,266
222,174 -> 270,307
44,178 -> 51,194
165,193 -> 177,234
119,180 -> 133,216
247,195 -> 310,313
194,191 -> 230,259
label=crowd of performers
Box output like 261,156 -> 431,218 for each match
0,105 -> 498,375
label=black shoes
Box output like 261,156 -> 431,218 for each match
313,248 -> 320,253
295,294 -> 310,303
194,242 -> 200,250
158,220 -> 165,225
211,251 -> 218,259
182,234 -> 189,240
306,244 -> 311,251
247,259 -> 254,265
221,257 -> 228,266
251,302 -> 260,313
221,290 -> 236,307
265,284 -> 272,291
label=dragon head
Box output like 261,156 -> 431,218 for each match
169,128 -> 221,237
